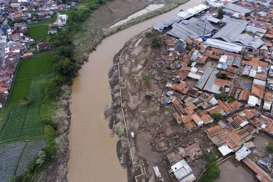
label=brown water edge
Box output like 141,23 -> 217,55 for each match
68,0 -> 201,181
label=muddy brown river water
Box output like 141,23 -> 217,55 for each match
68,0 -> 201,181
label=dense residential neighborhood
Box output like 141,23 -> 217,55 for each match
0,0 -> 73,108
1,0 -> 273,181
149,0 -> 273,181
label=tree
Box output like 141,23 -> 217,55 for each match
200,161 -> 220,182
226,96 -> 236,103
151,38 -> 162,49
211,113 -> 223,122
215,92 -> 226,101
217,8 -> 224,19
44,125 -> 56,159
200,152 -> 220,182
216,72 -> 228,79
43,79 -> 61,99
57,45 -> 74,58
145,32 -> 153,38
55,58 -> 78,81
266,142 -> 273,153
116,126 -> 125,137
96,0 -> 106,5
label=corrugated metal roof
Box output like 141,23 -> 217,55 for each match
153,16 -> 181,32
246,25 -> 267,35
196,67 -> 214,90
205,38 -> 243,53
235,34 -> 253,45
213,18 -> 248,42
177,4 -> 209,19
235,146 -> 251,161
204,15 -> 221,23
248,95 -> 259,106
253,79 -> 266,86
167,18 -> 216,40
247,38 -> 264,49
218,144 -> 233,156
206,0 -> 240,7
235,34 -> 264,49
204,70 -> 221,94
232,56 -> 241,67
224,3 -> 252,15
170,160 -> 194,180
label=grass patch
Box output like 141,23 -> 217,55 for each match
0,52 -> 55,143
28,23 -> 48,42
27,18 -> 55,42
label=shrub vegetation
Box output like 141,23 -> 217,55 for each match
200,153 -> 220,182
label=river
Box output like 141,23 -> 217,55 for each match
68,0 -> 201,181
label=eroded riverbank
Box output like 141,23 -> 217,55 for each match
68,0 -> 201,181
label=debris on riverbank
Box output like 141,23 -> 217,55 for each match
35,85 -> 71,182
108,30 -> 211,181
104,0 -> 189,37
109,0 -> 273,180
109,4 -> 166,29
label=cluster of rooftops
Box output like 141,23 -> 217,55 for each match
0,0 -> 72,107
155,0 -> 273,52
153,0 -> 273,181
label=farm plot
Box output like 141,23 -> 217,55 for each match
15,140 -> 46,177
0,52 -> 55,143
0,142 -> 25,181
0,140 -> 46,181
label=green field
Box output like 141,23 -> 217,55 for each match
0,52 -> 55,143
27,18 -> 55,42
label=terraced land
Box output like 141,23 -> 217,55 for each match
0,140 -> 46,181
0,52 -> 55,143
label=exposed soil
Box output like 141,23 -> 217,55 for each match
217,159 -> 256,182
72,0 -> 189,63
